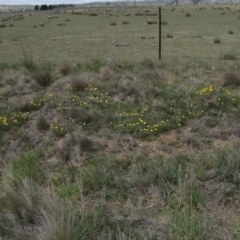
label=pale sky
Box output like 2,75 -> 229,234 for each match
1,0 -> 109,5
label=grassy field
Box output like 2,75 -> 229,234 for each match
1,3 -> 240,240
0,3 -> 240,62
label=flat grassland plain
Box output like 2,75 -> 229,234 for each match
1,3 -> 240,239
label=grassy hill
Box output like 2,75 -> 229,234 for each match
1,4 -> 240,239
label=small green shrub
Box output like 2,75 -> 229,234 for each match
122,20 -> 129,24
186,13 -> 191,17
214,38 -> 220,44
167,210 -> 212,239
146,19 -> 157,24
84,59 -> 105,73
167,34 -> 173,38
229,30 -> 234,35
89,13 -> 98,16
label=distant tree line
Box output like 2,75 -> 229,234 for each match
34,4 -> 75,11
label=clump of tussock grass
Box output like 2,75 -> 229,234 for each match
75,59 -> 105,73
214,38 -> 220,44
59,62 -> 74,76
186,13 -> 191,17
1,169 -> 98,240
222,53 -> 237,61
110,21 -> 117,25
21,49 -> 35,70
37,194 -> 98,240
145,86 -> 161,98
32,64 -> 55,88
166,34 -> 173,38
166,210 -> 213,239
0,24 -> 7,28
122,20 -> 129,24
39,23 -> 44,27
1,176 -> 40,235
79,137 -> 95,152
99,66 -> 113,81
223,72 -> 240,87
229,30 -> 234,34
138,69 -> 160,82
204,117 -> 219,128
57,138 -> 72,162
37,115 -> 50,131
18,99 -> 36,112
70,76 -> 89,91
65,18 -> 70,21
161,21 -> 168,25
140,58 -> 154,69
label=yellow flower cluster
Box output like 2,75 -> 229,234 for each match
0,112 -> 29,130
70,84 -> 112,107
116,108 -> 181,134
189,84 -> 214,95
30,92 -> 56,109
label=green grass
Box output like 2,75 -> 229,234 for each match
1,3 -> 240,239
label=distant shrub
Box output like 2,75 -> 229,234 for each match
0,24 -> 6,28
9,24 -> 14,27
214,38 -> 220,44
146,19 -> 157,24
65,18 -> 70,21
89,13 -> 98,16
186,13 -> 191,17
122,20 -> 129,24
228,30 -> 234,34
167,34 -> 173,38
39,23 -> 44,27
161,21 -> 168,25
110,22 -> 117,25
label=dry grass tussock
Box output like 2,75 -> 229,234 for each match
1,168 -> 97,240
223,71 -> 240,86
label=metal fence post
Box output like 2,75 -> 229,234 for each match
159,7 -> 161,60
